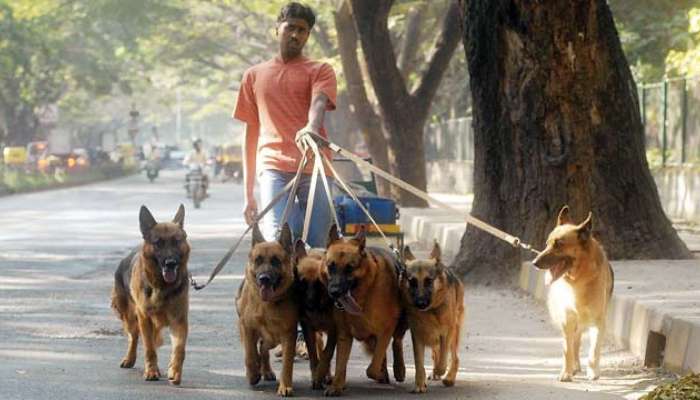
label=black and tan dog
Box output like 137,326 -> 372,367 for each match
533,205 -> 614,382
321,225 -> 407,396
401,242 -> 464,393
292,240 -> 336,390
111,204 -> 190,385
236,223 -> 298,397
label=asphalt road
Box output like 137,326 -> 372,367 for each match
0,170 -> 666,399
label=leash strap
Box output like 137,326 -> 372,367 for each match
191,177 -> 298,291
301,132 -> 540,255
279,150 -> 309,233
301,151 -> 320,243
301,136 -> 342,237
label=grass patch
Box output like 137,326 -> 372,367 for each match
0,164 -> 136,195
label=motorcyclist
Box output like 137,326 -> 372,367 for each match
184,138 -> 210,196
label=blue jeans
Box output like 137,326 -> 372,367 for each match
258,169 -> 334,248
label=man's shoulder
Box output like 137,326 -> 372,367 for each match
243,59 -> 277,75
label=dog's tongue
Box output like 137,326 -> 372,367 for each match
163,269 -> 177,284
259,285 -> 274,301
549,263 -> 566,283
338,293 -> 362,315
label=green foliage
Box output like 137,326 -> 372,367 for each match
640,373 -> 700,400
610,0 -> 699,82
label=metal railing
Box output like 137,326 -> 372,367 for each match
639,76 -> 700,166
424,117 -> 473,162
425,77 -> 700,167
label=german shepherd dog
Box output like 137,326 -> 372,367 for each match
533,205 -> 614,382
401,242 -> 464,393
111,204 -> 190,385
321,225 -> 407,396
292,240 -> 336,390
236,223 -> 298,397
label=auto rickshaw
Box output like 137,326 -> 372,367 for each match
221,143 -> 243,183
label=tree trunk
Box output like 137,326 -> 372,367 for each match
350,0 -> 462,207
335,1 -> 392,197
453,0 -> 691,284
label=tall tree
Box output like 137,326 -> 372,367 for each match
453,0 -> 692,283
349,0 -> 462,206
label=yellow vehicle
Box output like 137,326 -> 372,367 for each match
3,146 -> 28,166
115,143 -> 137,167
221,144 -> 242,183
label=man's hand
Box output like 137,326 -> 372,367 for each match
294,124 -> 319,145
243,198 -> 258,225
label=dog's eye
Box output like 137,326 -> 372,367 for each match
328,262 -> 336,273
424,278 -> 433,286
345,264 -> 354,274
255,256 -> 264,265
409,278 -> 418,287
270,257 -> 281,268
152,239 -> 161,247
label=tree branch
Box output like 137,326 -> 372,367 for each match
397,2 -> 427,80
411,0 -> 462,116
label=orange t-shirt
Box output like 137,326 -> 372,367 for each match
233,56 -> 337,174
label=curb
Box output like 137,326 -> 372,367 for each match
519,262 -> 700,375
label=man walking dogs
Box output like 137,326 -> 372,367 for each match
233,2 -> 338,248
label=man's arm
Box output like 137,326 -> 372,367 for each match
306,92 -> 330,134
242,122 -> 260,224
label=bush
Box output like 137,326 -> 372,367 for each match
0,163 -> 135,195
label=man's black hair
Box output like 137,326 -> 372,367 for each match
277,2 -> 316,29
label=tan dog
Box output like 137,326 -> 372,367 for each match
401,242 -> 465,393
321,225 -> 407,396
236,223 -> 298,397
292,241 -> 336,390
111,204 -> 190,384
533,205 -> 614,382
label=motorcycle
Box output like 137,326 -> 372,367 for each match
145,159 -> 160,183
186,166 -> 207,209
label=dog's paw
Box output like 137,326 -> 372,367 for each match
558,371 -> 573,382
442,378 -> 455,387
263,370 -> 277,381
120,358 -> 135,368
586,366 -> 600,381
429,370 -> 444,380
144,368 -> 161,381
312,379 -> 325,390
276,383 -> 293,397
168,369 -> 182,385
247,372 -> 262,386
366,366 -> 390,383
324,386 -> 343,397
411,383 -> 427,394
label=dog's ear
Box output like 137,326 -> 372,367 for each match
327,224 -> 341,247
252,223 -> 266,246
278,223 -> 293,253
172,204 -> 185,229
139,205 -> 157,240
402,245 -> 416,262
294,239 -> 307,259
353,225 -> 366,252
577,212 -> 593,242
557,205 -> 572,226
429,240 -> 442,263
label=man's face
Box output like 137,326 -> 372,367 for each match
277,17 -> 310,59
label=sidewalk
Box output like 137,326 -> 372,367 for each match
399,193 -> 700,376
